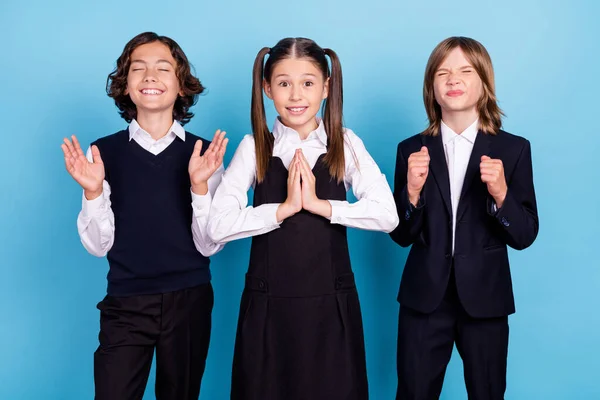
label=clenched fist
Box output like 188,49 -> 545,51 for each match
480,155 -> 507,208
407,146 -> 430,206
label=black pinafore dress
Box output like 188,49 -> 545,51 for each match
231,154 -> 369,400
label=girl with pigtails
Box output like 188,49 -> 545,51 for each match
208,37 -> 399,400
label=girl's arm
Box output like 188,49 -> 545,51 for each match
328,130 -> 399,233
207,135 -> 283,244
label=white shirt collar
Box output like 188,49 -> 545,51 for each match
440,118 -> 479,145
272,117 -> 328,146
128,119 -> 186,142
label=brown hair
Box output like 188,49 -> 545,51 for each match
251,38 -> 345,183
106,32 -> 204,125
422,36 -> 504,136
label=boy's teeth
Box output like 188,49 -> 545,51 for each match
142,89 -> 162,94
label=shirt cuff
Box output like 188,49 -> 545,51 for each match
256,203 -> 281,228
191,188 -> 212,213
81,192 -> 106,218
487,197 -> 500,216
328,200 -> 342,223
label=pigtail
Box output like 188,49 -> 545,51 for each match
251,47 -> 273,183
322,48 -> 346,183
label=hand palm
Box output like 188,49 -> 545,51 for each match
189,152 -> 217,185
286,157 -> 303,212
62,136 -> 104,193
290,179 -> 302,209
72,155 -> 104,191
301,179 -> 314,206
188,131 -> 228,186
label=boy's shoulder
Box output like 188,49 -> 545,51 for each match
185,131 -> 208,143
493,129 -> 530,148
397,132 -> 425,155
93,129 -> 129,146
184,131 -> 212,153
399,132 -> 423,145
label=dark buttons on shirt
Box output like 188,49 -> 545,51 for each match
404,210 -> 411,220
501,216 -> 510,227
258,281 -> 265,289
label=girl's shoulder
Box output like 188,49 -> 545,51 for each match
231,133 -> 256,152
342,127 -> 366,152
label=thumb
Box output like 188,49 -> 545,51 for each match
193,139 -> 204,156
421,146 -> 428,154
91,145 -> 103,164
481,155 -> 491,161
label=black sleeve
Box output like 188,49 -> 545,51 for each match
389,142 -> 426,247
488,139 -> 539,250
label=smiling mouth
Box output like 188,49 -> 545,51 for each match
287,107 -> 308,114
141,89 -> 164,95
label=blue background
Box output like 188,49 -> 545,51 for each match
1,0 -> 599,398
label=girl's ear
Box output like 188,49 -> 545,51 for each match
263,79 -> 273,100
322,77 -> 330,100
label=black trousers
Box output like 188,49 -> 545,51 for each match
397,269 -> 509,400
94,283 -> 213,400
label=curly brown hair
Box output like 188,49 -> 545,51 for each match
106,32 -> 204,125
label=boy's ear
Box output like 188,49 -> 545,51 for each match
263,79 -> 273,100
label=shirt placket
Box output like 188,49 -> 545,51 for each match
449,137 -> 457,254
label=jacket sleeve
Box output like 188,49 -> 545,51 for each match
389,142 -> 426,247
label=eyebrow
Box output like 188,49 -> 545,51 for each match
437,65 -> 474,72
130,59 -> 174,66
273,73 -> 319,79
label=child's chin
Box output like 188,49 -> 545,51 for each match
282,115 -> 313,126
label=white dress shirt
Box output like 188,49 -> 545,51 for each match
441,119 -> 479,254
77,119 -> 225,257
207,118 -> 399,244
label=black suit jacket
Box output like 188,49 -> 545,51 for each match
390,129 -> 539,318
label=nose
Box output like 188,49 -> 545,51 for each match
143,73 -> 157,83
289,84 -> 301,101
447,72 -> 460,86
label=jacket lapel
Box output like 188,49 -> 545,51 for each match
422,133 -> 452,217
456,130 -> 491,221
